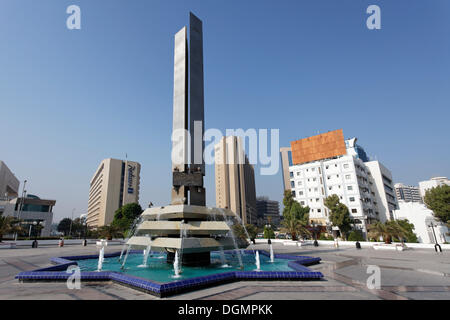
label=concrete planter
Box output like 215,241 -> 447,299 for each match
283,241 -> 303,247
0,242 -> 16,249
372,243 -> 406,251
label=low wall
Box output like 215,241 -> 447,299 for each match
0,239 -> 125,248
254,239 -> 450,250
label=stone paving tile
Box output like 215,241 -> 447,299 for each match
244,291 -> 381,300
2,243 -> 450,300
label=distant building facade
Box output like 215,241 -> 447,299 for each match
280,130 -> 397,237
394,183 -> 422,203
215,136 -> 257,225
86,158 -> 141,228
256,196 -> 281,228
419,177 -> 450,200
0,161 -> 19,199
0,194 -> 55,237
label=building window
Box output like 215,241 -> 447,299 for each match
326,165 -> 329,169
336,174 -> 339,178
317,209 -> 321,213
313,178 -> 316,182
298,181 -> 302,186
314,188 -> 318,192
345,174 -> 351,180
311,168 -> 315,172
292,191 -> 296,197
316,198 -> 319,202
290,171 -> 294,178
291,181 -> 295,188
349,197 -> 355,202
299,191 -> 304,196
300,201 -> 305,205
347,186 -> 353,191
329,186 -> 332,190
297,171 -> 300,176
351,209 -> 357,213
343,163 -> 349,169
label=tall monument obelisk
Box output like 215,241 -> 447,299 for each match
125,13 -> 238,267
171,13 -> 205,206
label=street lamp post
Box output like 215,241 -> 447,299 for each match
31,221 -> 40,248
311,222 -> 319,247
15,180 -> 27,241
69,208 -> 75,237
428,222 -> 442,253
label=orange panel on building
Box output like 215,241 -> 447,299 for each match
290,129 -> 346,165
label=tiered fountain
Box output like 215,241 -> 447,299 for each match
122,13 -> 241,269
124,206 -> 237,267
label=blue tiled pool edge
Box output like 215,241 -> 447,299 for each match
16,250 -> 323,297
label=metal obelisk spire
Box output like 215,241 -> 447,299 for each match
171,13 -> 205,206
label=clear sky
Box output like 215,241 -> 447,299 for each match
1,0 -> 449,222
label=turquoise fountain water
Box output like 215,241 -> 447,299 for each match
77,251 -> 293,283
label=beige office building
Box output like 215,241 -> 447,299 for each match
0,161 -> 19,199
215,136 -> 257,225
86,158 -> 141,228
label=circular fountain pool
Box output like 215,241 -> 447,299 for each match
77,251 -> 292,283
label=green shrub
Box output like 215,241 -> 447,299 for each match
347,230 -> 364,241
319,233 -> 334,240
263,226 -> 275,239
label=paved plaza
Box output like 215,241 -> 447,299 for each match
1,242 -> 450,300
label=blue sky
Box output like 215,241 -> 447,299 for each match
1,0 -> 449,222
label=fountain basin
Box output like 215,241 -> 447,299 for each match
16,250 -> 323,297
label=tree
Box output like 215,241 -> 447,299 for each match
367,220 -> 408,244
111,203 -> 143,232
424,185 -> 450,224
57,218 -> 73,236
0,214 -> 23,242
232,223 -> 249,248
263,225 -> 275,239
281,190 -> 310,240
97,225 -> 124,240
245,224 -> 258,241
395,219 -> 418,243
70,218 -> 85,238
324,195 -> 352,240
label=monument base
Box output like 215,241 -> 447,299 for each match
166,251 -> 211,266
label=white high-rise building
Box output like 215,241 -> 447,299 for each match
281,130 -> 397,236
394,183 -> 422,203
365,161 -> 398,221
419,177 -> 450,200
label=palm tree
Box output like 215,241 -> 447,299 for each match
0,215 -> 23,242
97,225 -> 124,240
231,223 -> 250,248
368,221 -> 408,244
281,217 -> 310,241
